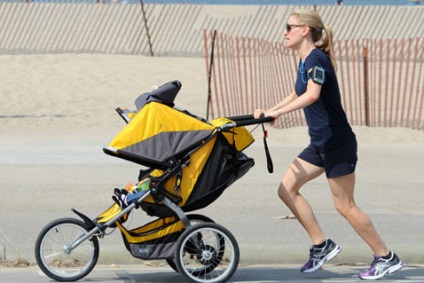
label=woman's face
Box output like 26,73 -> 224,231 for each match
284,15 -> 305,49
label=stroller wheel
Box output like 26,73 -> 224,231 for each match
174,222 -> 239,283
166,214 -> 215,273
34,218 -> 99,282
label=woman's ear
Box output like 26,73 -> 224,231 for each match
302,25 -> 311,36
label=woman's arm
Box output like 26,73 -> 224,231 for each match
267,80 -> 322,119
268,91 -> 297,112
254,91 -> 297,119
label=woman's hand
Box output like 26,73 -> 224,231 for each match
253,109 -> 264,119
254,109 -> 276,125
265,110 -> 278,125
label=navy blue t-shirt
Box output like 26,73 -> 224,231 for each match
295,48 -> 355,150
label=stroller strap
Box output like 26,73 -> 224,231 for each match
262,124 -> 273,174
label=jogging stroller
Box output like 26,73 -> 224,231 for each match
34,80 -> 273,283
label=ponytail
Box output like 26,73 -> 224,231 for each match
291,9 -> 337,71
316,25 -> 337,71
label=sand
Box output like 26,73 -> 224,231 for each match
2,53 -> 423,142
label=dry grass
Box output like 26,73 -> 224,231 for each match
0,258 -> 33,268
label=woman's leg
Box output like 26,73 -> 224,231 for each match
278,157 -> 326,245
327,173 -> 389,256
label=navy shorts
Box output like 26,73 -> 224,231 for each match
298,138 -> 358,178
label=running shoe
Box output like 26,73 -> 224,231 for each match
300,239 -> 341,273
359,251 -> 403,280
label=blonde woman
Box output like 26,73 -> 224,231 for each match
254,9 -> 403,280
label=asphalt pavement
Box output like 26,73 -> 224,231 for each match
1,264 -> 424,283
1,134 -> 424,282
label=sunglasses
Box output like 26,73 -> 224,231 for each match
286,24 -> 305,33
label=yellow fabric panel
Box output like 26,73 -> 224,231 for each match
117,216 -> 184,243
109,103 -> 214,150
129,216 -> 178,234
176,137 -> 216,204
210,117 -> 255,151
96,203 -> 126,224
141,137 -> 216,205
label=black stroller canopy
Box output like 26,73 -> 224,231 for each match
135,80 -> 182,110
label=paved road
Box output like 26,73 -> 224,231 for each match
0,134 -> 423,283
1,264 -> 424,283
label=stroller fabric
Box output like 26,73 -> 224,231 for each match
117,216 -> 184,260
135,80 -> 181,110
105,102 -> 215,169
101,80 -> 256,260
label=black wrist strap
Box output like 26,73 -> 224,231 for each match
262,124 -> 273,173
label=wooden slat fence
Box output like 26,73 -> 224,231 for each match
0,3 -> 147,54
204,30 -> 424,131
0,3 -> 423,56
0,2 -> 207,55
366,38 -> 424,129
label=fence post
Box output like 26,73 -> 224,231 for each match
206,30 -> 217,121
139,0 -> 153,56
363,46 -> 370,127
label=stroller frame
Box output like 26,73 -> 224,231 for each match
34,81 -> 273,283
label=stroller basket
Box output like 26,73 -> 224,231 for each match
117,216 -> 184,260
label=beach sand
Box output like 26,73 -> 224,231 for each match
2,53 -> 423,143
1,54 -> 424,265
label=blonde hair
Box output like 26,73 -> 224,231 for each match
291,9 -> 337,71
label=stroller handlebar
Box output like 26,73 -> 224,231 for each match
221,114 -> 274,174
223,114 -> 274,128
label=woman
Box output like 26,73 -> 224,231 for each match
254,9 -> 403,280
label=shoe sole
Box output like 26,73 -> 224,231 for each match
359,261 -> 404,280
301,245 -> 342,273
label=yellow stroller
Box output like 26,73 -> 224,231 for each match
34,81 -> 273,283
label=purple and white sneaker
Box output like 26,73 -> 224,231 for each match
300,239 -> 341,273
359,251 -> 403,280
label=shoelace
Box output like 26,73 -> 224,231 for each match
309,247 -> 322,259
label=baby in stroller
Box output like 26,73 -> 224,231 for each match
112,178 -> 151,208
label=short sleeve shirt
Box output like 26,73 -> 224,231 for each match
294,48 -> 355,150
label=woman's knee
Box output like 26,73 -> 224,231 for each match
278,159 -> 324,202
328,174 -> 357,218
333,200 -> 356,218
277,183 -> 289,202
277,181 -> 298,204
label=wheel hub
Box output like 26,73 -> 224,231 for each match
202,250 -> 213,261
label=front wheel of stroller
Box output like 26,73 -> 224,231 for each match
35,218 -> 99,282
174,222 -> 239,283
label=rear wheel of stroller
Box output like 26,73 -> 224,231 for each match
166,214 -> 215,273
174,222 -> 240,283
34,218 -> 99,282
